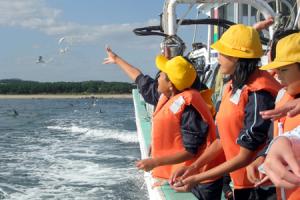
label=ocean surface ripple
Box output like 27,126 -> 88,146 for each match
0,98 -> 147,200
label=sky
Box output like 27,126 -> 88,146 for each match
0,0 -> 207,82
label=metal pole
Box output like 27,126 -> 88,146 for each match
275,0 -> 280,13
234,3 -> 239,23
247,4 -> 251,25
192,10 -> 199,43
298,0 -> 300,28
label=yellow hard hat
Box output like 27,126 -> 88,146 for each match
211,24 -> 263,58
260,33 -> 300,70
156,55 -> 196,91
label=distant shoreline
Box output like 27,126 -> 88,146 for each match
0,94 -> 133,99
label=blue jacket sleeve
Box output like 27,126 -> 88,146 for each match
257,123 -> 274,157
236,90 -> 275,151
181,105 -> 209,154
135,74 -> 160,106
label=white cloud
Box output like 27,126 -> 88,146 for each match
0,0 -> 164,82
0,0 -> 60,27
0,0 -> 160,45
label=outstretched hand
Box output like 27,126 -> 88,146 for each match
170,166 -> 188,186
253,17 -> 274,31
263,137 -> 300,188
246,156 -> 266,184
103,46 -> 118,64
260,98 -> 300,120
136,158 -> 157,172
169,165 -> 198,186
170,175 -> 198,192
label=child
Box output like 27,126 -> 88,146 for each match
246,29 -> 299,186
103,47 -> 224,199
260,33 -> 300,200
171,24 -> 281,199
263,125 -> 300,188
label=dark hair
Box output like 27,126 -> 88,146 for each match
184,56 -> 208,91
165,74 -> 170,81
190,75 -> 208,91
270,29 -> 300,61
231,58 -> 260,94
155,70 -> 170,81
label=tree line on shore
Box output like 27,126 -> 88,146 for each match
0,79 -> 135,94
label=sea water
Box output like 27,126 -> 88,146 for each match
0,98 -> 147,200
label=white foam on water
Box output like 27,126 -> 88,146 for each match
44,159 -> 133,184
47,125 -> 89,134
83,128 -> 138,143
4,151 -> 141,200
1,99 -> 145,200
0,186 -> 10,198
47,124 -> 138,143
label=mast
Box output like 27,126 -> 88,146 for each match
298,0 -> 300,28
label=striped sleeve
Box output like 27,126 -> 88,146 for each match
257,123 -> 274,157
236,90 -> 275,151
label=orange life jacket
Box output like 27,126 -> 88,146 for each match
273,89 -> 300,200
151,89 -> 225,181
200,88 -> 216,117
216,70 -> 281,189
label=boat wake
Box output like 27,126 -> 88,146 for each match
47,124 -> 138,143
